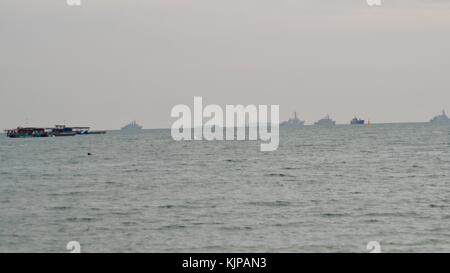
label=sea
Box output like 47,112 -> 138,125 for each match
1,123 -> 449,253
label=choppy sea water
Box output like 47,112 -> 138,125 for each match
0,123 -> 449,253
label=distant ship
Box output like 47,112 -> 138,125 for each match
430,110 -> 450,124
280,112 -> 305,128
314,115 -> 336,126
121,121 -> 143,131
350,117 -> 365,125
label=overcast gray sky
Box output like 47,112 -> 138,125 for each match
1,0 -> 450,129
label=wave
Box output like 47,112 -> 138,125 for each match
265,173 -> 296,178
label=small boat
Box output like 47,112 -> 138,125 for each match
51,125 -> 87,137
350,117 -> 365,125
121,121 -> 142,131
280,112 -> 305,128
314,115 -> 336,126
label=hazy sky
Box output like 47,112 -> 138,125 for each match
1,0 -> 450,129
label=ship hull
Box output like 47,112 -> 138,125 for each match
351,121 -> 365,125
53,132 -> 77,137
7,135 -> 49,138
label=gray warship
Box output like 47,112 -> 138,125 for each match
430,110 -> 450,124
314,115 -> 336,126
280,112 -> 305,128
121,121 -> 143,131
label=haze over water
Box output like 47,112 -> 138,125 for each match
1,0 -> 450,129
1,123 -> 449,252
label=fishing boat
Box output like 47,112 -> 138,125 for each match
314,115 -> 336,126
350,117 -> 365,125
121,121 -> 142,131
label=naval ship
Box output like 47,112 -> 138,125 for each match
314,115 -> 336,126
121,121 -> 143,131
430,110 -> 450,124
280,112 -> 305,128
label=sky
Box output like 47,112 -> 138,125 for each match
1,0 -> 450,129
